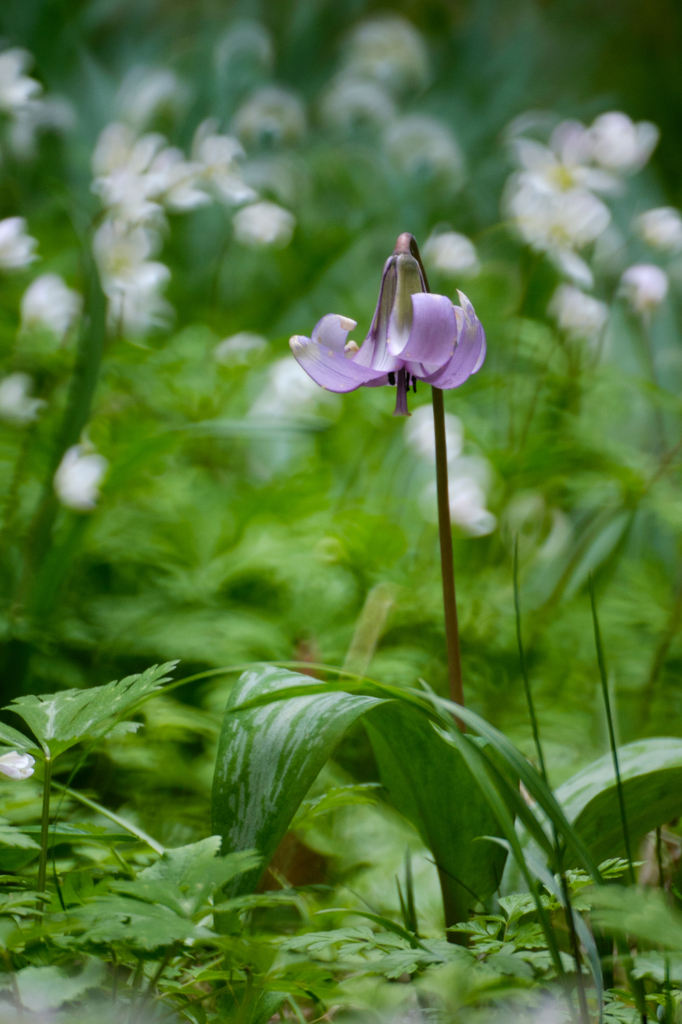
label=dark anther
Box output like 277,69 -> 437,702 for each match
412,377 -> 417,393
388,371 -> 396,386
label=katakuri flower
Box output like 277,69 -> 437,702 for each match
289,232 -> 486,416
0,750 -> 35,780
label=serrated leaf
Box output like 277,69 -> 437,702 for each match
72,894 -> 215,949
3,662 -> 176,757
0,721 -> 36,752
591,885 -> 682,950
0,819 -> 39,850
110,838 -> 259,917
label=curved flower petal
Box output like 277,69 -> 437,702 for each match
311,312 -> 358,352
289,333 -> 386,393
398,292 -> 457,366
421,291 -> 486,388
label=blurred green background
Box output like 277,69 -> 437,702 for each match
2,0 -> 682,845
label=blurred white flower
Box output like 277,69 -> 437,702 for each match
215,331 -> 268,365
505,180 -> 609,287
250,355 -> 323,417
548,284 -> 609,341
93,220 -> 171,334
0,751 -> 35,780
404,404 -> 463,462
0,217 -> 38,270
422,231 -> 480,277
54,444 -> 108,512
512,120 -> 620,197
0,48 -> 42,113
0,373 -> 45,425
343,16 -> 429,94
117,68 -> 185,130
8,95 -> 75,159
384,115 -> 463,186
232,87 -> 306,149
635,207 -> 682,254
620,263 -> 668,314
214,20 -> 274,78
92,122 -> 208,225
590,112 -> 659,173
420,462 -> 496,536
320,76 -> 396,133
193,125 -> 257,205
21,273 -> 81,338
233,201 -> 295,247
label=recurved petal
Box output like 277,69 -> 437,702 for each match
289,334 -> 386,393
398,292 -> 457,365
311,313 -> 358,352
422,291 -> 486,388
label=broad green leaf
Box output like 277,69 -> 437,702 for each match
364,702 -> 508,925
9,960 -> 105,1012
211,666 -> 386,895
557,738 -> 682,865
590,885 -> 682,950
292,783 -> 381,831
3,662 -> 176,757
111,837 -> 260,917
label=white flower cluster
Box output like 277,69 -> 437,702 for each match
91,95 -> 296,334
404,406 -> 496,537
504,112 -> 658,289
318,16 -> 462,192
0,46 -> 74,159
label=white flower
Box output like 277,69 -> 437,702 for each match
635,207 -> 682,254
92,123 -> 208,225
0,373 -> 45,425
250,356 -> 323,417
117,68 -> 184,130
0,751 -> 35,780
0,217 -> 38,270
547,285 -> 609,341
420,462 -> 496,536
620,263 -> 668,314
422,231 -> 480,277
0,48 -> 42,114
590,112 -> 659,173
320,76 -> 396,133
54,444 -> 108,511
384,115 -> 463,186
193,125 -> 257,205
233,201 -> 295,247
232,87 -> 306,149
21,273 -> 81,338
511,120 -> 620,197
8,95 -> 75,159
215,331 -> 268,364
404,404 -> 463,462
93,220 -> 172,334
214,21 -> 274,79
343,15 -> 429,94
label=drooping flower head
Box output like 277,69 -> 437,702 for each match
289,233 -> 486,416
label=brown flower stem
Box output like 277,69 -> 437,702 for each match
432,385 -> 465,727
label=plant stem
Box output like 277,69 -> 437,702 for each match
560,872 -> 590,1024
432,385 -> 465,726
37,754 -> 52,909
589,574 -> 635,884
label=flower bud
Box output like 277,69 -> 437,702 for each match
0,751 -> 35,780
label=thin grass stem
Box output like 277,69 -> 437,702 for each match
513,534 -> 547,780
589,573 -> 635,884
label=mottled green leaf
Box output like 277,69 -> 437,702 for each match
3,662 -> 176,757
